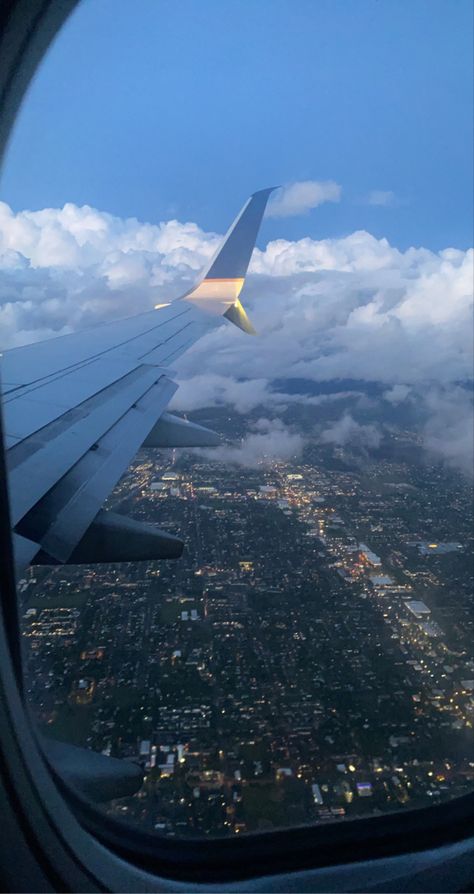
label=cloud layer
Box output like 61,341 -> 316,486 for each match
0,200 -> 219,347
0,199 -> 472,474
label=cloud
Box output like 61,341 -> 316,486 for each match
320,413 -> 383,450
0,199 -> 472,475
366,190 -> 397,207
266,180 -> 342,218
383,384 -> 412,404
422,386 -> 474,478
195,418 -> 304,468
175,238 -> 473,392
171,374 -> 272,415
171,372 -> 363,416
0,200 -> 219,347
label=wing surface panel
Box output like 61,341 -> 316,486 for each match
3,355 -> 142,438
3,316 -> 196,445
2,303 -> 191,391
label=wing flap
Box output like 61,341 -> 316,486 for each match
8,365 -> 164,524
16,374 -> 177,563
61,510 -> 183,564
143,412 -> 220,448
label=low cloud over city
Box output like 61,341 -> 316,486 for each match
196,417 -> 305,469
0,200 -> 472,474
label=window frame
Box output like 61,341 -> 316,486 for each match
0,3 -> 473,890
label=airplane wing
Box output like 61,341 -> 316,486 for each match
2,187 -> 276,575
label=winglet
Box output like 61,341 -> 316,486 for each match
223,299 -> 256,335
180,187 -> 278,333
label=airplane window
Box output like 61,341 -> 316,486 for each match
1,0 -> 473,847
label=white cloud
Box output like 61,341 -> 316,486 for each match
171,374 -> 272,415
366,190 -> 397,207
171,374 -> 364,416
195,418 -> 304,468
422,386 -> 474,478
0,200 -> 219,347
383,384 -> 412,405
320,413 -> 382,450
0,199 -> 472,475
266,180 -> 342,218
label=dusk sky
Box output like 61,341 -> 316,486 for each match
1,0 -> 473,250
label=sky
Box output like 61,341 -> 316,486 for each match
0,0 -> 472,475
0,0 -> 473,251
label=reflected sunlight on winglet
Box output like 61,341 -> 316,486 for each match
179,187 -> 279,334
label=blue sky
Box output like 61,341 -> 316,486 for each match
1,0 -> 472,250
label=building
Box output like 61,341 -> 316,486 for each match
359,544 -> 382,567
404,600 -> 431,619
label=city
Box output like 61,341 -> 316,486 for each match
19,405 -> 474,838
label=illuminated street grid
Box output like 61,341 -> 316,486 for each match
20,412 -> 474,837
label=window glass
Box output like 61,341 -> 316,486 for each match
2,0 -> 473,839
